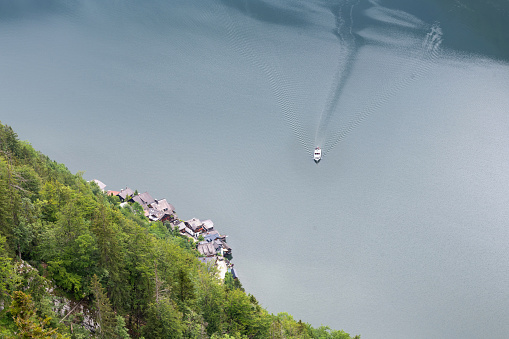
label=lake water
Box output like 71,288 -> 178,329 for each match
2,1 -> 509,338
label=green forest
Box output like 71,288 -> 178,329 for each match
0,121 -> 359,338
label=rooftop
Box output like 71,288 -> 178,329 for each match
91,179 -> 106,191
118,187 -> 134,200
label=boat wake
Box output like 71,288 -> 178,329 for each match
314,0 -> 359,153
212,0 -> 442,162
320,21 -> 442,157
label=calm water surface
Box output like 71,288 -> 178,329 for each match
1,1 -> 509,338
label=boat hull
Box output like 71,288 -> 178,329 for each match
313,148 -> 322,163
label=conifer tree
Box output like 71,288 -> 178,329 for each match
0,156 -> 18,254
91,274 -> 117,338
0,235 -> 15,303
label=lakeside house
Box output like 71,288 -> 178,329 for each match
176,221 -> 195,238
197,237 -> 231,257
130,192 -> 155,217
204,231 -> 220,242
90,179 -> 106,191
131,191 -> 155,208
197,242 -> 216,257
107,190 -> 120,197
148,199 -> 176,222
185,218 -> 204,233
151,198 -> 175,213
118,187 -> 135,202
202,219 -> 214,232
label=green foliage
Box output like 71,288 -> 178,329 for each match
14,262 -> 55,325
0,122 -> 358,339
223,288 -> 271,337
68,324 -> 90,339
148,221 -> 170,239
131,202 -> 144,216
47,261 -> 82,297
196,270 -> 225,336
0,124 -> 21,158
114,315 -> 131,339
224,272 -> 243,292
177,268 -> 195,307
210,334 -> 248,339
0,235 -> 16,303
91,274 -> 118,339
16,164 -> 42,199
310,326 -> 358,339
181,307 -> 208,338
0,310 -> 17,337
169,234 -> 198,253
13,198 -> 38,259
106,193 -> 120,206
268,313 -> 313,339
142,298 -> 184,339
0,156 -> 19,256
8,290 -> 68,338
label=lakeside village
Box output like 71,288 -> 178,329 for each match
91,179 -> 238,281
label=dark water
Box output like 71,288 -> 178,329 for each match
1,1 -> 509,338
383,0 -> 509,59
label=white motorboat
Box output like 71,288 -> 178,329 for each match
313,147 -> 322,162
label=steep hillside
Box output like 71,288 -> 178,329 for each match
0,121 -> 358,338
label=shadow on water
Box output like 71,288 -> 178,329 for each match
218,0 -> 310,27
381,0 -> 509,61
0,0 -> 71,20
314,0 -> 361,149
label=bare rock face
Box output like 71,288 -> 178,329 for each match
52,297 -> 98,332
